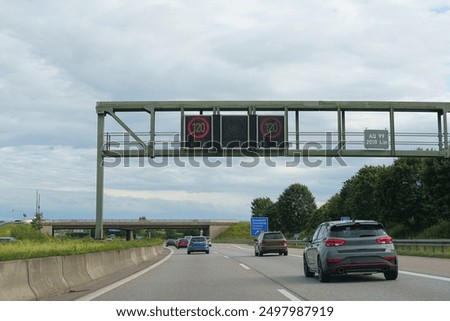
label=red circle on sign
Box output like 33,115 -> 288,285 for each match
259,116 -> 283,139
187,116 -> 210,140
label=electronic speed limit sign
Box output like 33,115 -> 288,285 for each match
185,114 -> 285,149
258,116 -> 285,148
185,116 -> 212,148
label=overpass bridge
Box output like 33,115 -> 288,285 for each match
42,219 -> 238,240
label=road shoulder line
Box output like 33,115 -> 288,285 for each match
76,247 -> 174,301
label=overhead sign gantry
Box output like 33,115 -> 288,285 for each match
95,101 -> 450,239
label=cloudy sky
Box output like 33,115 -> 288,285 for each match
1,0 -> 450,222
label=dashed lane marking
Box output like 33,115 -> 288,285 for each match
399,270 -> 450,282
277,289 -> 302,301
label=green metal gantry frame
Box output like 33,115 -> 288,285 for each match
95,101 -> 450,239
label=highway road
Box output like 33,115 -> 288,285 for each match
78,244 -> 450,301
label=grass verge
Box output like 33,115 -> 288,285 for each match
0,223 -> 163,261
0,238 -> 163,262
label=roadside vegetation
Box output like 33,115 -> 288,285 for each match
251,158 -> 450,240
214,222 -> 254,245
0,224 -> 162,262
395,244 -> 450,259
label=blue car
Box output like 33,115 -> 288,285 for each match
187,236 -> 209,254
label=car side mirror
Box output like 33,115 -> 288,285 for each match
303,237 -> 312,243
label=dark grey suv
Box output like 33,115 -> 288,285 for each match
303,220 -> 398,282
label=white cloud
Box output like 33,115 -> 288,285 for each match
0,0 -> 449,221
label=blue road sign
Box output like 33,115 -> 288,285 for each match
251,217 -> 269,237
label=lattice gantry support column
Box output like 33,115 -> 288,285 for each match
95,111 -> 105,240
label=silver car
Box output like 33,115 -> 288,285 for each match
303,220 -> 398,282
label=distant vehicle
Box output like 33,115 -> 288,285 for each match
187,236 -> 209,254
0,237 -> 17,243
176,238 -> 189,249
303,220 -> 398,282
165,239 -> 177,247
254,231 -> 288,256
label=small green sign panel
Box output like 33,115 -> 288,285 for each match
364,129 -> 389,149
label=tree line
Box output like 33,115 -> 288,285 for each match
251,158 -> 450,238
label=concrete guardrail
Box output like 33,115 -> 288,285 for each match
0,245 -> 166,301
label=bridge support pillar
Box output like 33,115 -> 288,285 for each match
126,230 -> 134,241
41,225 -> 53,236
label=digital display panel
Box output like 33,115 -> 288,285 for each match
185,115 -> 212,148
221,115 -> 248,149
258,116 -> 285,148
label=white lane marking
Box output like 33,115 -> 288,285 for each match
77,247 -> 174,301
289,254 -> 302,258
240,263 -> 251,270
277,289 -> 301,301
224,255 -> 230,259
399,270 -> 450,282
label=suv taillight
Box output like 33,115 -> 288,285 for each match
325,239 -> 346,247
282,240 -> 287,246
376,236 -> 393,244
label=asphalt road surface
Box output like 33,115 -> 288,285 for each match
72,244 -> 450,301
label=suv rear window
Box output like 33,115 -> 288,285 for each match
263,233 -> 285,240
191,237 -> 205,242
329,224 -> 387,238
